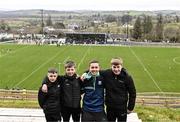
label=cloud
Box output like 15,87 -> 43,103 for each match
0,0 -> 180,11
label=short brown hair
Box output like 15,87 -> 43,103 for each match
89,60 -> 99,66
111,57 -> 123,65
64,60 -> 76,69
48,67 -> 58,74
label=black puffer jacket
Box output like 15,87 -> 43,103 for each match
38,80 -> 61,114
61,74 -> 82,108
100,68 -> 136,111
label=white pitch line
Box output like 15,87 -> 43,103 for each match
173,57 -> 180,65
63,56 -> 70,64
33,56 -> 71,86
77,46 -> 91,71
128,47 -> 164,93
14,46 -> 69,87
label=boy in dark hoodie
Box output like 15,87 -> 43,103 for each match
38,68 -> 62,122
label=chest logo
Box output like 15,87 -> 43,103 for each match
118,80 -> 124,83
98,81 -> 102,85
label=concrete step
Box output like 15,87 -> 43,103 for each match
0,108 -> 45,122
127,113 -> 142,122
0,108 -> 141,122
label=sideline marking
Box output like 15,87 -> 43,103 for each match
77,46 -> 91,71
128,47 -> 164,93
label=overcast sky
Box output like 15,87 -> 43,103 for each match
0,0 -> 180,11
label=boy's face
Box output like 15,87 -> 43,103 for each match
47,72 -> 58,82
111,64 -> 122,75
65,66 -> 76,76
89,63 -> 100,76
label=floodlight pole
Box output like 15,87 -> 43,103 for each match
41,9 -> 44,38
127,22 -> 129,39
126,11 -> 130,41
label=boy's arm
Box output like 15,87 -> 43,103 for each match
80,72 -> 87,81
41,76 -> 49,93
99,70 -> 106,77
77,77 -> 85,94
80,70 -> 90,81
38,87 -> 47,108
126,75 -> 136,113
42,76 -> 48,85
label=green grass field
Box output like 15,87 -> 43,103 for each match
0,44 -> 180,92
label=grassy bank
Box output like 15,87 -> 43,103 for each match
0,100 -> 39,108
135,105 -> 180,122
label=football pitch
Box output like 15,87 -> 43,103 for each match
0,44 -> 180,92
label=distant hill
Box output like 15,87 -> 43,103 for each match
0,9 -> 180,18
0,9 -> 83,18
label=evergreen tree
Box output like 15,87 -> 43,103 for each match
155,14 -> 164,41
121,14 -> 132,25
142,15 -> 153,39
133,17 -> 142,40
143,15 -> 153,34
175,15 -> 179,23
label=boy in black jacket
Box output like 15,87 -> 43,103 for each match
101,57 -> 136,122
42,61 -> 82,122
38,68 -> 61,122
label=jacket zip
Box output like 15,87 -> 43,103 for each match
71,80 -> 73,107
93,76 -> 96,90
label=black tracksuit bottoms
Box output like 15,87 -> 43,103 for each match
45,113 -> 61,122
81,110 -> 107,122
107,107 -> 127,122
61,106 -> 81,122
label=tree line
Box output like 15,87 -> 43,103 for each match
1,12 -> 180,43
132,14 -> 180,43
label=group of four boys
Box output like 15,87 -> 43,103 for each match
38,57 -> 136,122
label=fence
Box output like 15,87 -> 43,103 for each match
0,89 -> 180,108
0,89 -> 37,100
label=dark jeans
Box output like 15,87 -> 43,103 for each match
82,110 -> 107,122
45,113 -> 61,122
106,107 -> 127,122
61,106 -> 81,122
